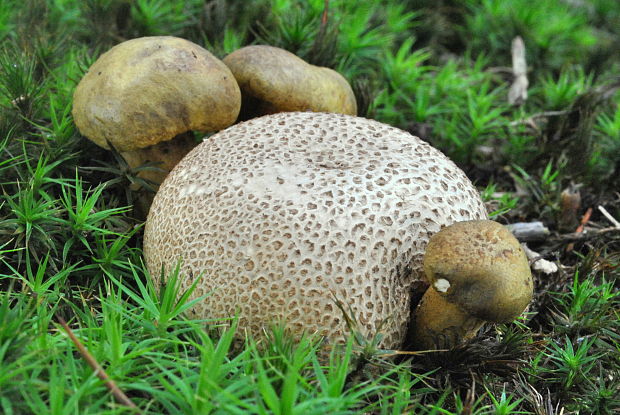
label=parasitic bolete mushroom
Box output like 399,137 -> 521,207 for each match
72,36 -> 241,188
409,220 -> 533,350
143,112 -> 490,349
222,45 -> 357,120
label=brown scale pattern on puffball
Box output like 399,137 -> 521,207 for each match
143,112 -> 488,348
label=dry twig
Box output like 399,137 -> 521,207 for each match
507,221 -> 550,242
57,317 -> 141,412
598,205 -> 620,228
566,207 -> 592,252
509,110 -> 570,130
560,226 -> 620,242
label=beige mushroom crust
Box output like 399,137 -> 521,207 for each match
223,45 -> 357,117
72,36 -> 241,151
143,112 -> 487,348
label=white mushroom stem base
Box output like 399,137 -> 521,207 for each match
410,288 -> 485,350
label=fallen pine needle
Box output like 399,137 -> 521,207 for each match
382,348 -> 449,356
566,207 -> 593,252
57,316 -> 141,413
575,207 -> 593,233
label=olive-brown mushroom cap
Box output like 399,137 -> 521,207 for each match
143,112 -> 488,348
72,36 -> 241,152
223,45 -> 357,118
422,220 -> 533,323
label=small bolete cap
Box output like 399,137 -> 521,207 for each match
72,36 -> 241,152
410,220 -> 533,349
222,45 -> 357,119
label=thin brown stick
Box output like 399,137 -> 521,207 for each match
560,226 -> 620,242
384,348 -> 449,356
57,317 -> 141,412
461,375 -> 476,415
566,207 -> 592,252
509,110 -> 570,127
321,0 -> 329,26
506,219 -> 620,245
576,207 -> 593,233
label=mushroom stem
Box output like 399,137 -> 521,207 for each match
120,133 -> 198,219
120,132 -> 198,188
409,288 -> 484,350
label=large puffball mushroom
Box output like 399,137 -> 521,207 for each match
410,220 -> 533,350
72,36 -> 241,186
222,45 -> 357,120
143,112 -> 488,349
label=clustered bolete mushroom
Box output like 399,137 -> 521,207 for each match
141,112 -> 527,350
72,36 -> 241,186
73,39 -> 358,217
223,45 -> 357,120
75,37 -> 533,351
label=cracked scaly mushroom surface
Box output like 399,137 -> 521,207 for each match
143,112 -> 488,348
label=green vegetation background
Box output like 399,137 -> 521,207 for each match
0,0 -> 619,414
